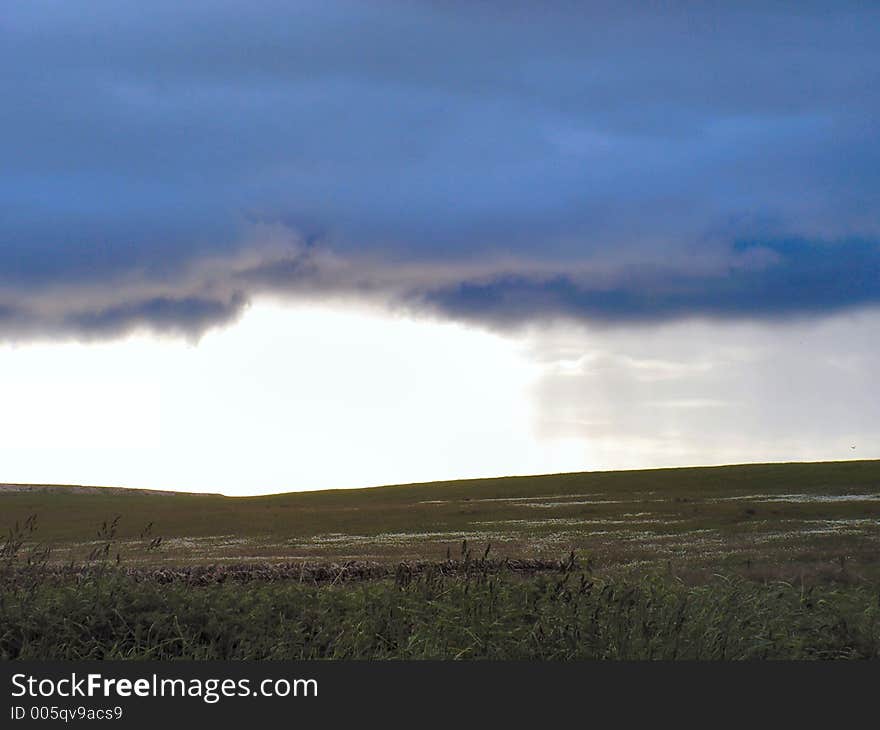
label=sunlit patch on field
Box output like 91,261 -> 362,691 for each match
465,495 -> 591,502
709,493 -> 880,503
292,530 -> 518,550
474,518 -> 690,527
518,499 -> 636,507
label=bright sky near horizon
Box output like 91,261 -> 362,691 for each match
0,300 -> 566,494
0,299 -> 876,495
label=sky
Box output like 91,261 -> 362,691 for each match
1,2 -> 878,494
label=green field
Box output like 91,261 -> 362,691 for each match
3,459 -> 880,579
4,460 -> 880,660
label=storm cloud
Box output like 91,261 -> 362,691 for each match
2,2 -> 879,338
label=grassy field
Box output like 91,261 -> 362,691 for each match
4,460 -> 880,660
3,562 -> 880,660
2,459 -> 880,579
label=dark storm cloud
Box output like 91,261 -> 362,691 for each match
2,1 -> 879,337
63,294 -> 247,339
422,239 -> 880,325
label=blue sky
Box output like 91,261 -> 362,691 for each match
0,3 -> 878,491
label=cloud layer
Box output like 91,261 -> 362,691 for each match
3,2 -> 879,338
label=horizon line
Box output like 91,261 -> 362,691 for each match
1,457 -> 876,499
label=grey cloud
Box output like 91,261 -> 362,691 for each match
63,294 -> 247,339
2,2 -> 879,338
1,228 -> 879,341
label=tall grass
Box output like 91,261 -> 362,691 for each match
3,517 -> 879,660
3,564 -> 880,659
